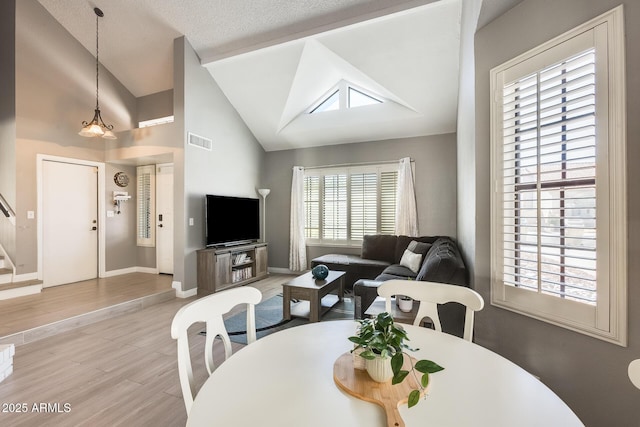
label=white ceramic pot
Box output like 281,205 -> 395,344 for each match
365,355 -> 393,382
398,297 -> 413,313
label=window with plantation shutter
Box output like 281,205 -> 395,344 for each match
490,7 -> 626,345
137,165 -> 155,247
304,164 -> 398,245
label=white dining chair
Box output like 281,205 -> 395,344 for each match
629,359 -> 640,389
170,286 -> 262,414
377,280 -> 484,341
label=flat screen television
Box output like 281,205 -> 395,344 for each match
205,194 -> 260,247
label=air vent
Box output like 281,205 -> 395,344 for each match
188,132 -> 212,151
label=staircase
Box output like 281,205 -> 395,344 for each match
0,255 -> 10,284
0,255 -> 42,300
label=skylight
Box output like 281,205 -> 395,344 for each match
310,90 -> 340,113
309,81 -> 383,114
348,87 -> 382,108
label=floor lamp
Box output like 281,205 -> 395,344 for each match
257,189 -> 270,242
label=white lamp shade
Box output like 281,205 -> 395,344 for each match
102,129 -> 117,139
79,123 -> 105,137
258,188 -> 271,198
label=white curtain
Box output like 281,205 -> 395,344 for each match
395,157 -> 419,236
289,166 -> 307,271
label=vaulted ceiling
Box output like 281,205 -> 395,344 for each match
38,0 -> 524,151
205,0 -> 461,150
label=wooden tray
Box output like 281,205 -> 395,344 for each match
333,352 -> 425,427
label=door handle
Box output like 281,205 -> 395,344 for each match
158,224 -> 163,228
91,226 -> 97,231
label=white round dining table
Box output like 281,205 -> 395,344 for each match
186,320 -> 583,427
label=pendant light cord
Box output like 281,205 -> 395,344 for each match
95,11 -> 100,111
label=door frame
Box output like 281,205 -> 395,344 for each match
37,154 -> 106,281
155,162 -> 174,274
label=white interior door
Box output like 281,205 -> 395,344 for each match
156,163 -> 174,274
43,161 -> 98,287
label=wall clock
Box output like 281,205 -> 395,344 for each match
114,172 -> 129,187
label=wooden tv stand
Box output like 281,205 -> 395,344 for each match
197,242 -> 268,294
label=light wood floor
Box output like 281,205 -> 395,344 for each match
0,273 -> 175,339
0,274 -> 289,427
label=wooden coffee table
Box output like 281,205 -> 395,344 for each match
282,270 -> 346,322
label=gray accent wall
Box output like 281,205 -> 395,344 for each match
176,37 -> 265,291
137,90 -> 174,124
470,1 -> 640,425
262,134 -> 457,269
104,163 -> 138,271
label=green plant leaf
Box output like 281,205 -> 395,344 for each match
421,372 -> 429,388
415,360 -> 444,374
348,336 -> 362,345
392,370 -> 409,385
391,352 -> 403,374
359,350 -> 376,360
407,389 -> 421,408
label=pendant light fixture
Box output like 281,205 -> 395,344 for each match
79,7 -> 116,139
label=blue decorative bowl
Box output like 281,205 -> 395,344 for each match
311,264 -> 329,280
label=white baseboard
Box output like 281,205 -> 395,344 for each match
103,266 -> 159,278
136,267 -> 159,274
173,282 -> 197,299
102,267 -> 137,277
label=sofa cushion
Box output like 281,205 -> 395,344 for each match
362,235 -> 397,263
376,264 -> 417,281
399,249 -> 422,273
416,237 -> 467,285
394,235 -> 438,263
407,240 -> 432,256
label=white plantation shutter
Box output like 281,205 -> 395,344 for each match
303,165 -> 399,243
380,171 -> 398,235
502,49 -> 597,304
304,176 -> 320,239
350,173 -> 377,240
136,165 -> 155,247
323,174 -> 347,240
491,7 -> 627,345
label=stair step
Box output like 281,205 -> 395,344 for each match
0,268 -> 12,285
0,280 -> 43,300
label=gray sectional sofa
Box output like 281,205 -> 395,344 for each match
310,234 -> 469,337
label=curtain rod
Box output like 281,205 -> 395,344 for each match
303,158 -> 413,170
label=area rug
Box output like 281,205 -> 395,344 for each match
201,293 -> 354,344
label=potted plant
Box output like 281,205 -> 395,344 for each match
398,295 -> 413,313
349,312 -> 444,408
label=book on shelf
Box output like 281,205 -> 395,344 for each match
232,266 -> 253,283
233,253 -> 247,265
